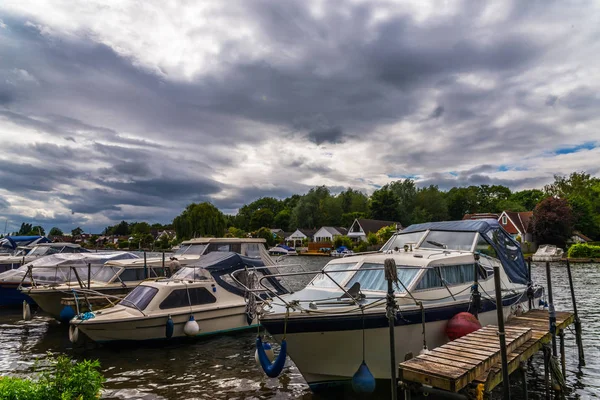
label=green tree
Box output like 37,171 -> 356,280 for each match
274,209 -> 292,231
568,195 -> 600,240
338,188 -> 369,214
333,235 -> 353,248
367,232 -> 379,246
495,199 -> 526,212
49,227 -> 63,236
111,221 -> 131,235
413,185 -> 448,222
250,208 -> 275,230
71,227 -> 83,237
172,202 -> 226,240
532,197 -> 573,247
238,197 -> 283,231
132,221 -> 151,235
290,186 -> 331,229
18,223 -> 33,235
388,179 -> 417,226
370,187 -> 401,222
478,185 -> 512,212
26,225 -> 45,236
446,186 -> 480,220
510,189 -> 545,211
341,211 -> 368,228
225,226 -> 247,238
254,227 -> 276,246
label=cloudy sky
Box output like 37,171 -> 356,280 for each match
1,0 -> 599,233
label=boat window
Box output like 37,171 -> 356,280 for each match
28,246 -> 54,256
244,243 -> 263,258
345,263 -> 420,292
419,231 -> 476,251
92,267 -> 120,283
310,263 -> 356,288
118,268 -> 148,282
121,285 -> 158,310
206,243 -> 242,254
172,267 -> 212,281
474,234 -> 497,258
415,264 -> 479,290
148,268 -> 165,278
176,244 -> 207,256
381,232 -> 426,252
159,287 -> 217,309
59,246 -> 77,253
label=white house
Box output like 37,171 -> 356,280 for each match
285,229 -> 317,248
347,218 -> 401,242
313,227 -> 348,243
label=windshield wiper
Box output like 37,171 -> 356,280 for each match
426,240 -> 446,248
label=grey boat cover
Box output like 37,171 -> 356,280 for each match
402,219 -> 529,285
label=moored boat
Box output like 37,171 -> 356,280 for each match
0,241 -> 83,273
532,245 -> 564,262
256,219 -> 542,392
268,244 -> 297,256
71,252 -> 289,343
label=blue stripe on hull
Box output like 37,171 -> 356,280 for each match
0,286 -> 35,307
261,288 -> 542,335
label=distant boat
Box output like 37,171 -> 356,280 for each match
330,246 -> 354,257
0,251 -> 138,307
269,244 -> 297,256
0,242 -> 87,274
71,252 -> 289,343
532,245 -> 564,262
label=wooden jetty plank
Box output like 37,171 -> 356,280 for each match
443,342 -> 502,357
418,354 -> 479,369
400,326 -> 532,392
432,347 -> 493,362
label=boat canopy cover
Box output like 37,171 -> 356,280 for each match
336,246 -> 349,252
276,244 -> 294,251
182,252 -> 288,296
0,236 -> 49,250
402,219 -> 529,285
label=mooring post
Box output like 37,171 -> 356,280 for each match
545,262 -> 557,357
384,258 -> 398,400
566,258 -> 585,366
527,257 -> 533,311
87,262 -> 91,289
143,250 -> 148,279
519,362 -> 528,400
472,255 -> 481,319
162,251 -> 166,276
543,346 -> 550,400
493,265 -> 510,400
559,329 -> 566,378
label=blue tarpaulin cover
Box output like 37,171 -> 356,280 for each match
402,219 -> 528,285
0,236 -> 49,250
276,244 -> 295,251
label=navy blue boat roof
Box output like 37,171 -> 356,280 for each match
0,235 -> 49,250
402,219 -> 529,285
402,219 -> 500,234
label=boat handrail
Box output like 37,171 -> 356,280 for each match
229,263 -> 309,302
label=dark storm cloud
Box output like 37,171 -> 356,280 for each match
0,0 -> 599,231
418,171 -> 544,191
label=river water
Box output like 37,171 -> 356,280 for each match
0,257 -> 598,399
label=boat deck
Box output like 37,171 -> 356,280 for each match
399,309 -> 575,393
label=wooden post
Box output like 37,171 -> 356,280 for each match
545,262 -> 557,357
384,258 -> 398,400
527,258 -> 533,311
520,362 -> 528,400
87,263 -> 91,289
493,265 -> 510,400
143,250 -> 148,279
472,257 -> 481,319
162,251 -> 166,276
543,346 -> 550,400
559,330 -> 566,379
566,258 -> 585,366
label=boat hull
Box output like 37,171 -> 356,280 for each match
0,284 -> 34,307
75,305 -> 254,343
262,295 -> 539,391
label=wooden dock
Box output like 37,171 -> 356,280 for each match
399,309 -> 575,395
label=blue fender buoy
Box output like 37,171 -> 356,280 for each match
59,306 -> 76,323
166,315 -> 174,339
256,337 -> 287,378
352,361 -> 376,393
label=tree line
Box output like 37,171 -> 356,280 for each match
171,172 -> 600,244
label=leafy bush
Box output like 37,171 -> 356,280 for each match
567,243 -> 600,258
333,235 -> 353,248
353,241 -> 368,253
0,355 -> 104,400
367,232 -> 379,246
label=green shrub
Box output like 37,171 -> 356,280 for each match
333,236 -> 353,249
0,355 -> 104,400
567,243 -> 600,258
353,241 -> 368,253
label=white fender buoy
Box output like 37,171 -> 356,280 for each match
22,301 -> 32,321
183,315 -> 200,336
255,341 -> 275,365
419,347 -> 431,356
69,325 -> 79,343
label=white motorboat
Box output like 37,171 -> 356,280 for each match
330,246 -> 354,257
531,245 -> 564,262
257,219 -> 542,392
0,252 -> 139,307
70,252 -> 289,343
268,244 -> 297,256
0,242 -> 88,273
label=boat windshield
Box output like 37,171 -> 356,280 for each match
91,266 -> 121,283
345,263 -> 421,292
120,285 -> 159,311
310,262 -> 357,289
171,267 -> 212,281
27,246 -> 57,256
419,231 -> 476,251
175,244 -> 207,256
381,232 -> 426,252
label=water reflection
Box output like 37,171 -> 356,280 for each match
0,258 -> 598,399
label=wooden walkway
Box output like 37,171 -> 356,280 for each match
399,309 -> 575,394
